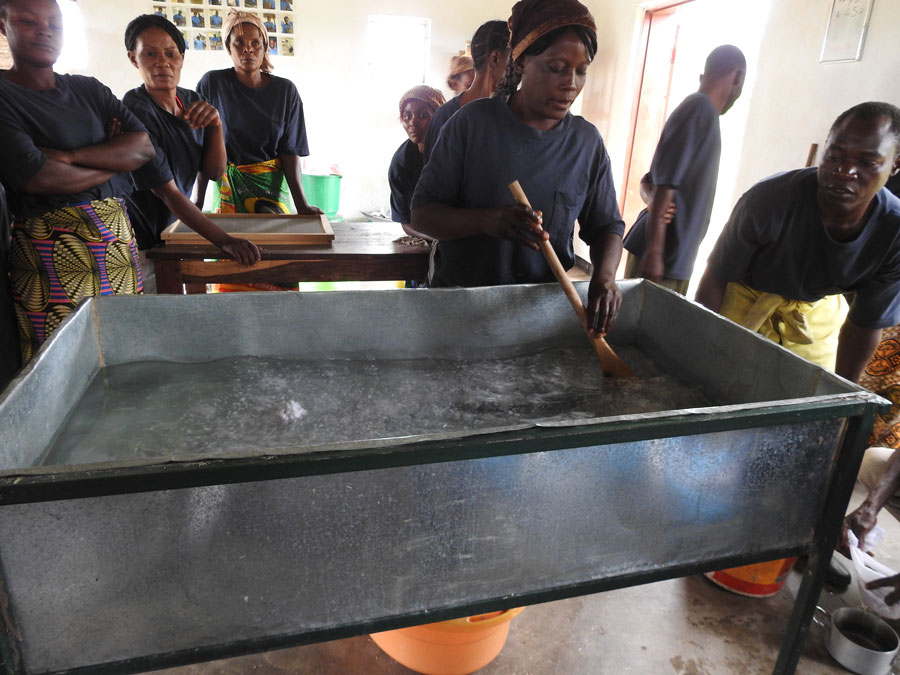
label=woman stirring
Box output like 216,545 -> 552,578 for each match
424,20 -> 510,162
0,0 -> 155,361
388,85 -> 445,239
197,9 -> 320,215
122,14 -> 260,292
411,0 -> 624,336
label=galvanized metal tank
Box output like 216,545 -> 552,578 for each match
0,281 -> 887,674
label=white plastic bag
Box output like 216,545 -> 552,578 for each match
847,529 -> 900,620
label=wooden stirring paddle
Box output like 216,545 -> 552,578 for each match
508,180 -> 634,378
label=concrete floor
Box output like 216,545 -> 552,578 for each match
144,481 -> 900,675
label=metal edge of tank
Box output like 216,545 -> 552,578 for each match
0,284 -> 887,674
0,282 -> 888,506
0,301 -> 101,473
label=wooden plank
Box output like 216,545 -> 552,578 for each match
161,214 -> 334,245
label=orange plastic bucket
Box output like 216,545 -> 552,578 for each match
705,557 -> 798,597
370,608 -> 524,675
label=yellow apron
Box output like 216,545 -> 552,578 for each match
719,281 -> 848,371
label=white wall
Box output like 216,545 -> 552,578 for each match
735,0 -> 900,193
72,0 -> 511,217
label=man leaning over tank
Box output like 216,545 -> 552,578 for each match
695,101 -> 900,591
696,102 -> 900,385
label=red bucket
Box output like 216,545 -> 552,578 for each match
705,557 -> 798,597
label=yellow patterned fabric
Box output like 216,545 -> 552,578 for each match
859,325 -> 900,448
719,281 -> 848,370
9,198 -> 142,363
213,159 -> 291,214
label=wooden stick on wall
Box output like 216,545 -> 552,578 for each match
805,143 -> 818,168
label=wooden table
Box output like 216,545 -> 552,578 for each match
145,222 -> 429,294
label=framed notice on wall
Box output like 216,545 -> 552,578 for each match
150,0 -> 295,56
820,0 -> 874,63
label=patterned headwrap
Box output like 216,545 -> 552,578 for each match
398,85 -> 446,116
223,9 -> 274,73
508,0 -> 597,61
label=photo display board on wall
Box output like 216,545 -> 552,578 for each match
150,0 -> 295,56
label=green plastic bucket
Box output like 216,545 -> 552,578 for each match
301,173 -> 341,219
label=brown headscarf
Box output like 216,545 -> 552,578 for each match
222,9 -> 274,73
508,0 -> 597,61
398,85 -> 446,116
448,54 -> 475,77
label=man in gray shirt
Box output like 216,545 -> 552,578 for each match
697,101 -> 900,592
624,45 -> 746,294
697,101 -> 900,384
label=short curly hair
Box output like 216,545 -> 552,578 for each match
830,102 -> 900,150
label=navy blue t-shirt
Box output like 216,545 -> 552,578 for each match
423,94 -> 461,164
388,139 -> 423,225
123,85 -> 209,249
196,68 -> 309,165
624,92 -> 721,280
708,168 -> 900,329
412,96 -> 623,287
0,73 -> 146,220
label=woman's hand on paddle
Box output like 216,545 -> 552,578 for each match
486,205 -> 547,251
183,101 -> 221,130
219,236 -> 261,266
586,277 -> 622,337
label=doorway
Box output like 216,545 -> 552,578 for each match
618,2 -> 689,238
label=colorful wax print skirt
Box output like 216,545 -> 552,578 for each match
860,325 -> 900,449
213,158 -> 291,214
9,197 -> 143,362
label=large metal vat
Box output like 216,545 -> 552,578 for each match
0,281 -> 887,674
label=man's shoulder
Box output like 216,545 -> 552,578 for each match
666,92 -> 718,128
877,188 -> 900,224
744,168 -> 816,203
721,170 -> 813,227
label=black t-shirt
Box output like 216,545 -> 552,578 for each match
388,139 -> 423,225
0,73 -> 146,220
423,95 -> 461,164
196,68 -> 309,165
123,85 -> 208,249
